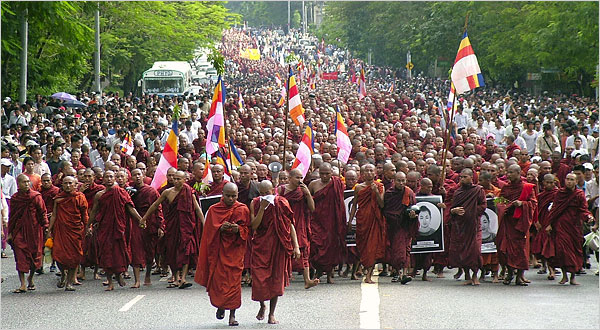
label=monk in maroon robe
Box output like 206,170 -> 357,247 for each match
448,169 -> 486,285
280,168 -> 319,288
40,173 -> 60,213
7,174 -> 48,293
308,164 -> 347,283
383,172 -> 419,284
551,151 -> 571,187
497,164 -> 538,286
531,174 -> 558,280
80,168 -> 105,280
546,173 -> 594,285
250,180 -> 301,325
47,176 -> 88,291
349,164 -> 386,284
236,164 -> 259,286
195,183 -> 250,326
156,168 -> 176,278
206,164 -> 229,196
89,170 -> 145,291
131,169 -> 164,287
142,171 -> 203,289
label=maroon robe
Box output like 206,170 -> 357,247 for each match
207,179 -> 229,196
52,190 -> 88,269
40,185 -> 60,214
548,188 -> 591,272
95,186 -> 133,274
551,162 -> 571,187
309,177 -> 347,272
81,183 -> 105,267
163,184 -> 198,270
280,186 -> 311,270
195,201 -> 250,309
132,184 -> 164,264
8,190 -> 48,272
497,181 -> 537,270
251,196 -> 293,301
383,186 -> 418,270
448,184 -> 486,271
237,180 -> 259,269
355,182 -> 387,268
531,187 -> 558,259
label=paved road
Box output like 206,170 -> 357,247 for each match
1,248 -> 598,329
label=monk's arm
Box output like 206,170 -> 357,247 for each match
141,191 -> 167,221
302,183 -> 315,212
375,185 -> 385,208
47,200 -> 59,237
290,223 -> 301,258
125,204 -> 144,226
193,197 -> 205,226
87,193 -> 101,229
250,199 -> 265,231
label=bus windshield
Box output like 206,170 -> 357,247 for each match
144,78 -> 182,94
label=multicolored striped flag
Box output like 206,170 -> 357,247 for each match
387,81 -> 395,94
215,149 -> 232,181
335,106 -> 352,164
276,85 -> 286,108
288,68 -> 305,126
446,82 -> 457,113
151,106 -> 180,189
358,68 -> 367,100
201,156 -> 212,184
229,139 -> 244,168
291,121 -> 314,178
205,76 -> 226,156
275,73 -> 283,87
121,132 -> 134,155
450,30 -> 485,95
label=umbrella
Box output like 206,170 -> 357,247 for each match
37,106 -> 57,114
62,99 -> 87,108
51,92 -> 76,101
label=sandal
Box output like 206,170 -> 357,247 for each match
179,282 -> 192,289
391,275 -> 400,283
65,285 -> 76,291
13,288 -> 27,293
166,283 -> 178,288
216,308 -> 225,320
537,269 -> 547,274
503,273 -> 513,285
400,275 -> 413,285
515,279 -> 528,286
1,252 -> 7,258
27,285 -> 35,291
547,275 -> 555,280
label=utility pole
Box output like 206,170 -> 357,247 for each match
287,0 -> 291,35
302,0 -> 306,35
406,50 -> 412,80
19,8 -> 28,104
368,48 -> 372,66
94,2 -> 102,103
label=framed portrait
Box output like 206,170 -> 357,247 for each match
344,190 -> 356,247
199,195 -> 221,217
481,198 -> 499,253
411,195 -> 444,254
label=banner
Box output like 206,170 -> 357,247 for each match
411,195 -> 445,254
481,198 -> 499,253
199,195 -> 221,217
321,72 -> 339,80
240,48 -> 260,60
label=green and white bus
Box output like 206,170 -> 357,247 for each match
141,61 -> 192,96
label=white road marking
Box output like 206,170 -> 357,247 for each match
359,275 -> 380,329
119,295 -> 145,312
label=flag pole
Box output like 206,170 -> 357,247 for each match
282,65 -> 291,171
440,13 -> 470,184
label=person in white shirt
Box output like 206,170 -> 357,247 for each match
30,146 -> 51,176
489,118 -> 506,146
93,143 -> 111,170
520,121 -> 539,156
1,159 -> 17,198
565,127 -> 588,150
511,127 -> 527,150
475,117 -> 489,140
453,105 -> 468,131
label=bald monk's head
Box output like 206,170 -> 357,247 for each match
565,173 -> 577,190
166,167 -> 177,184
213,164 -> 224,182
344,170 -> 358,189
319,163 -> 333,183
173,170 -> 186,188
507,164 -> 522,183
16,174 -> 31,192
289,168 -> 304,188
394,171 -> 407,190
62,175 -> 78,193
103,170 -> 116,187
222,182 -> 239,207
239,164 -> 252,183
360,163 -> 376,182
543,174 -> 556,191
258,180 -> 274,196
64,167 -> 77,178
131,168 -> 145,187
460,168 -> 474,186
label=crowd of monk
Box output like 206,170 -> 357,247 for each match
2,27 -> 599,326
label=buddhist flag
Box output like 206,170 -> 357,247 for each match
215,149 -> 232,181
288,68 -> 305,126
121,132 -> 134,156
275,73 -> 283,87
446,82 -> 457,113
229,139 -> 244,168
206,76 -> 226,156
277,85 -> 286,108
335,106 -> 352,164
151,106 -> 180,189
291,121 -> 314,178
201,156 -> 212,184
387,82 -> 395,94
450,30 -> 485,95
358,68 -> 367,100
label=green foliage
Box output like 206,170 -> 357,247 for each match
207,47 -> 225,76
225,1 -> 302,28
292,10 -> 301,29
1,1 -> 239,100
318,1 -> 599,95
